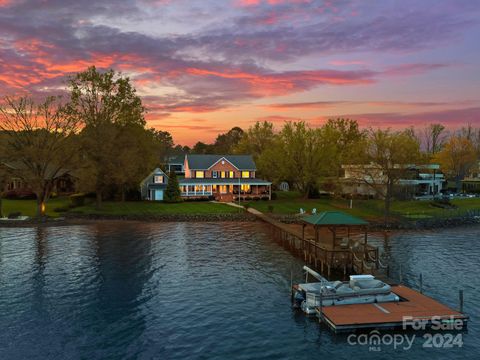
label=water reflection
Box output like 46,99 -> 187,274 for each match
0,223 -> 478,360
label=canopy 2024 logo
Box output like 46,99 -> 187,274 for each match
347,316 -> 465,352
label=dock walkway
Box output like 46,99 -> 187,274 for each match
242,206 -> 383,277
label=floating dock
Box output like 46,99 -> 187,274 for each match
316,285 -> 468,333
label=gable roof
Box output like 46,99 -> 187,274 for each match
140,167 -> 168,185
303,211 -> 368,226
186,154 -> 256,170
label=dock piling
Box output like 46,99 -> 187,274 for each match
419,273 -> 423,294
459,290 -> 464,313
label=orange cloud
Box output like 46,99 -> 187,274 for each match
186,67 -> 375,96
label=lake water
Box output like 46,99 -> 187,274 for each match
0,222 -> 478,360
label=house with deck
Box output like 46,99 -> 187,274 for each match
166,154 -> 185,175
341,163 -> 445,199
140,155 -> 272,202
180,154 -> 271,202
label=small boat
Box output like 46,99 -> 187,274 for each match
292,266 -> 399,315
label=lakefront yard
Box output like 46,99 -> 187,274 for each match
244,191 -> 480,222
2,192 -> 480,221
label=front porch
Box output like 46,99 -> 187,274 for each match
180,183 -> 271,202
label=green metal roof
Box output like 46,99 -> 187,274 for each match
303,211 -> 368,226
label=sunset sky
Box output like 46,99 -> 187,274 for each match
1,0 -> 479,145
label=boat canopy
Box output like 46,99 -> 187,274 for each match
302,211 -> 368,226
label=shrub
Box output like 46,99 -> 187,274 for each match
70,193 -> 86,207
8,212 -> 22,219
164,171 -> 182,203
270,192 -> 277,200
3,190 -> 36,200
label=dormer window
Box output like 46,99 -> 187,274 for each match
154,175 -> 164,184
241,171 -> 250,178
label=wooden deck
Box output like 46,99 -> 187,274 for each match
318,285 -> 468,332
247,208 -> 383,276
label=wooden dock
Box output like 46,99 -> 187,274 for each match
248,208 -> 385,278
317,285 -> 469,332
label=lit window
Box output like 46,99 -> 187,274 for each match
154,175 -> 164,184
221,171 -> 226,178
195,171 -> 204,178
229,171 -> 234,178
242,171 -> 250,178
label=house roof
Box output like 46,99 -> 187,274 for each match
303,211 -> 368,226
140,167 -> 168,185
168,154 -> 186,165
179,178 -> 271,185
186,154 -> 256,170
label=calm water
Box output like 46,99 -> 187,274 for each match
0,222 -> 478,360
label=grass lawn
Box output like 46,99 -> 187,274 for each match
2,197 -> 71,218
1,197 -> 240,218
245,191 -> 480,221
72,200 -> 240,216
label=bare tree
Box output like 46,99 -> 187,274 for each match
0,96 -> 80,217
422,123 -> 447,155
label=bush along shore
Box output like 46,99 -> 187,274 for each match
269,211 -> 480,230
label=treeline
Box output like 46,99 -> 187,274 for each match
192,120 -> 480,220
1,66 -> 479,219
0,67 -> 176,216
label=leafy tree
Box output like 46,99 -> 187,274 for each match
434,135 -> 477,191
149,129 -> 174,164
213,127 -> 244,153
191,141 -> 213,154
234,121 -> 275,160
357,129 -> 422,223
320,118 -> 366,177
0,96 -> 80,217
259,122 -> 327,197
66,66 -> 145,209
112,124 -> 159,201
164,171 -> 182,203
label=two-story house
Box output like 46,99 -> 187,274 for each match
140,155 -> 272,202
179,154 -> 271,202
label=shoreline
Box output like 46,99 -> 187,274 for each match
1,211 -> 479,230
0,212 -> 258,228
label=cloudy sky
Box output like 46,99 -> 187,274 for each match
1,0 -> 479,145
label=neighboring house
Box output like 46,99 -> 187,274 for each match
1,162 -> 77,196
279,181 -> 290,192
141,154 -> 272,202
341,163 -> 445,199
166,155 -> 185,175
462,162 -> 480,193
140,168 -> 169,201
180,154 -> 272,202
